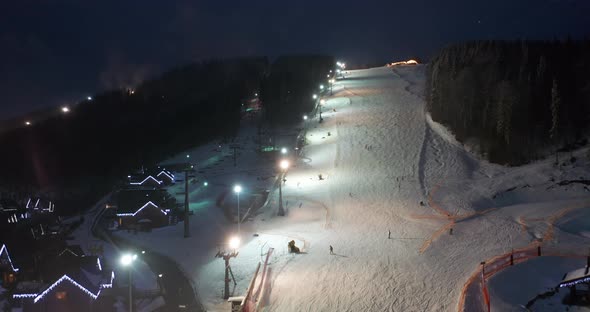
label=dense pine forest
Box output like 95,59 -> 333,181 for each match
426,40 -> 590,165
261,55 -> 335,125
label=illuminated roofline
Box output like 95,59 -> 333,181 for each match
116,201 -> 167,217
129,176 -> 163,186
0,244 -> 20,272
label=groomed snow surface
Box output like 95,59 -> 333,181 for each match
119,65 -> 590,311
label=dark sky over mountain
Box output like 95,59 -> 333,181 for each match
1,0 -> 589,118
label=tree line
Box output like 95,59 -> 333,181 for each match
0,57 -> 268,211
260,55 -> 334,125
426,40 -> 590,165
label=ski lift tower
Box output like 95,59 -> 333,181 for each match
162,162 -> 196,238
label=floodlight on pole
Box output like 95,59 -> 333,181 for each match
312,94 -> 318,100
281,147 -> 287,155
229,236 -> 241,250
61,106 -> 70,113
25,121 -> 31,126
320,85 -> 324,90
120,253 -> 137,312
87,96 -> 92,101
303,115 -> 308,121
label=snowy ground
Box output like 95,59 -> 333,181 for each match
116,65 -> 590,311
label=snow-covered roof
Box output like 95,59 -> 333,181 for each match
129,175 -> 163,186
116,201 -> 168,217
558,266 -> 590,288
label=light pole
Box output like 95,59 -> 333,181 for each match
216,237 -> 239,299
278,159 -> 289,216
319,99 -> 326,123
121,253 -> 137,312
329,79 -> 334,96
233,185 -> 242,234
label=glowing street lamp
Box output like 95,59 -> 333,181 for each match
319,84 -> 325,90
234,185 -> 242,234
278,159 -> 289,216
61,106 -> 70,113
87,96 -> 92,101
312,94 -> 318,100
25,121 -> 31,126
303,115 -> 308,121
229,236 -> 241,250
217,236 -> 239,299
281,147 -> 287,155
120,253 -> 138,312
203,181 -> 208,187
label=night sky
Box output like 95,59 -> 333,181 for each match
1,0 -> 589,119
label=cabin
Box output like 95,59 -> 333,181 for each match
12,245 -> 114,312
0,198 -> 28,224
114,190 -> 174,229
25,197 -> 55,213
558,264 -> 590,304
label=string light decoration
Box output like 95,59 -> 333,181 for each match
559,275 -> 590,288
156,170 -> 175,182
13,294 -> 37,299
129,176 -> 163,186
100,271 -> 115,289
116,201 -> 167,217
13,275 -> 102,303
0,244 -> 20,272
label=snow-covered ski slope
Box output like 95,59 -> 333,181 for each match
225,65 -> 590,311
117,65 -> 590,311
252,66 -> 470,311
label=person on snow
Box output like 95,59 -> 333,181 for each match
388,230 -> 391,239
329,245 -> 334,255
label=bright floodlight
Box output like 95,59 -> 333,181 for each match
234,185 -> 242,194
186,154 -> 190,158
229,236 -> 241,249
120,254 -> 135,266
203,181 -> 208,186
281,147 -> 287,154
158,274 -> 163,278
25,121 -> 31,126
312,94 -> 318,99
279,159 -> 290,170
61,106 -> 70,113
320,99 -> 326,105
87,96 -> 92,101
320,85 -> 324,90
327,74 -> 330,78
303,115 -> 308,120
